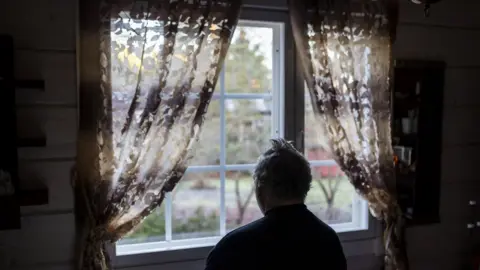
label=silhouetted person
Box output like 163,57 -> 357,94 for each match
205,139 -> 347,270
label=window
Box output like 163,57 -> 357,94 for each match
115,20 -> 285,255
304,90 -> 369,233
112,14 -> 370,258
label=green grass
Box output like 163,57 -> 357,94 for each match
306,177 -> 354,208
174,176 -> 354,210
124,176 -> 355,241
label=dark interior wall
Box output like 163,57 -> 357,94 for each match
394,3 -> 480,269
0,0 -> 479,269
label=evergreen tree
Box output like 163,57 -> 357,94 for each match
194,27 -> 272,166
224,28 -> 271,93
124,27 -> 273,238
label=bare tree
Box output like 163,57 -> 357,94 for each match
229,116 -> 266,226
315,172 -> 342,221
233,172 -> 256,225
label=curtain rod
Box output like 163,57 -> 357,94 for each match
242,4 -> 288,12
242,4 -> 390,17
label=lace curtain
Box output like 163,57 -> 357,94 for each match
75,1 -> 242,269
288,0 -> 408,269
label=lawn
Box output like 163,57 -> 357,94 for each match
122,175 -> 355,242
172,176 -> 355,224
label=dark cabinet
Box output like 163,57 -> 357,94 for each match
0,35 -> 21,230
0,35 -> 49,231
393,59 -> 445,226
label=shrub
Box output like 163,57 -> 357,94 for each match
125,206 -> 219,240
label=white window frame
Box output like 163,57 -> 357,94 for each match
111,6 -> 379,268
116,18 -> 285,256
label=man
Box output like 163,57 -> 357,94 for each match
205,138 -> 347,270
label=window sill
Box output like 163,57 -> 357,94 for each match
113,244 -> 213,269
112,235 -> 382,269
116,236 -> 221,257
113,217 -> 382,269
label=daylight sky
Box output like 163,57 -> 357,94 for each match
233,26 -> 274,70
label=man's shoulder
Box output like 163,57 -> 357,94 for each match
303,209 -> 339,232
205,218 -> 266,270
218,217 -> 266,246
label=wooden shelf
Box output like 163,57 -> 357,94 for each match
17,137 -> 47,148
406,215 -> 441,227
19,188 -> 49,206
0,196 -> 21,230
394,59 -> 446,69
0,188 -> 49,230
15,79 -> 45,91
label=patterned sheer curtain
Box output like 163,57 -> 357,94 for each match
75,0 -> 242,269
288,0 -> 408,269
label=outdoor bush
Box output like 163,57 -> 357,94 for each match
125,206 -> 219,240
173,207 -> 219,233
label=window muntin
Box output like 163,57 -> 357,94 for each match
115,21 -> 284,255
112,17 -> 369,256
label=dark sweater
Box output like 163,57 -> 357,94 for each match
205,204 -> 347,270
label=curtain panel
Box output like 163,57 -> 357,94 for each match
75,0 -> 242,269
288,0 -> 408,269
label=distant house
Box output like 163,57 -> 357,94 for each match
306,146 -> 344,178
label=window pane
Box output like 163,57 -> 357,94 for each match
225,170 -> 263,231
111,19 -> 287,252
225,99 -> 272,165
110,19 -> 164,148
306,166 -> 354,224
172,172 -> 220,240
189,100 -> 221,166
304,92 -> 333,158
225,26 -> 273,94
304,88 -> 356,225
119,203 -> 166,244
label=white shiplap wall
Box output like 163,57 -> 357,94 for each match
0,0 -> 479,269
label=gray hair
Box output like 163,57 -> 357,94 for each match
253,138 -> 312,201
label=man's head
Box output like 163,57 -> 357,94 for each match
253,138 -> 312,214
